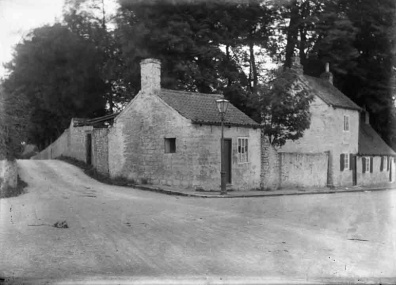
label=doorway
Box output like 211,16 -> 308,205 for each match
352,155 -> 357,186
223,139 -> 232,184
86,133 -> 92,165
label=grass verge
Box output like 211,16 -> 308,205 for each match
57,156 -> 135,187
0,176 -> 28,198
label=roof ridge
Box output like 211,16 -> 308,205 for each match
302,75 -> 361,111
161,88 -> 223,98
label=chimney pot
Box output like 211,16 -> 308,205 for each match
140,58 -> 161,92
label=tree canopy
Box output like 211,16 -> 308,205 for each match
1,0 -> 395,150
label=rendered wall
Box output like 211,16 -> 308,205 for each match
108,90 -> 261,191
279,152 -> 328,189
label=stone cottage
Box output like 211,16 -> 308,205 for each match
107,58 -> 261,191
277,60 -> 395,188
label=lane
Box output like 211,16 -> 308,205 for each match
0,160 -> 395,283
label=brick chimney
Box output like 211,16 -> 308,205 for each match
320,62 -> 333,85
140,58 -> 161,92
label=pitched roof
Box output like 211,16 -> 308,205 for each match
158,89 -> 260,128
358,123 -> 396,156
303,75 -> 362,111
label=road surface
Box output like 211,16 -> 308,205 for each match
1,160 -> 395,284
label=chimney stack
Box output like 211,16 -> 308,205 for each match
320,62 -> 333,85
140,58 -> 161,92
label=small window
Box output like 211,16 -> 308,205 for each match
384,156 -> 388,171
164,138 -> 176,153
238,138 -> 249,163
363,156 -> 372,173
344,115 -> 350,132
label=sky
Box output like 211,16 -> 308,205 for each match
0,0 -> 64,79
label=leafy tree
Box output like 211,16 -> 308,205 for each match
0,86 -> 30,190
63,0 -> 131,111
251,61 -> 314,147
3,24 -> 107,149
0,86 -> 29,160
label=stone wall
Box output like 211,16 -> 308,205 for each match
279,152 -> 328,189
68,125 -> 93,163
279,96 -> 359,187
108,91 -> 261,190
32,130 -> 70,160
260,133 -> 280,190
92,128 -> 109,175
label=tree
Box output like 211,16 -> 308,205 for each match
252,61 -> 314,147
0,85 -> 30,190
63,0 -> 131,112
3,24 -> 107,149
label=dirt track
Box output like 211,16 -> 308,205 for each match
0,160 -> 395,284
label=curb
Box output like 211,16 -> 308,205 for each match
132,184 -> 395,198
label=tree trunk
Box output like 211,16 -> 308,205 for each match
248,33 -> 258,93
284,0 -> 300,69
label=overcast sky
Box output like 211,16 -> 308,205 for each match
0,0 -> 64,79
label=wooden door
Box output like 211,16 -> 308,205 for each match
224,139 -> 232,184
352,155 -> 357,186
86,133 -> 92,165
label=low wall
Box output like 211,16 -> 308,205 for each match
279,152 -> 329,189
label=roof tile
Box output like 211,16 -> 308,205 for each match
303,75 -> 362,111
158,89 -> 260,128
359,123 -> 396,156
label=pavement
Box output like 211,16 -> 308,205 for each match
132,181 -> 396,198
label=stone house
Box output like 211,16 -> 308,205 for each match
107,58 -> 261,191
276,61 -> 395,188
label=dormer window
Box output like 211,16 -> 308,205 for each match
343,115 -> 350,132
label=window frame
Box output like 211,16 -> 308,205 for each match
237,137 -> 249,163
343,115 -> 350,132
344,153 -> 349,170
164,138 -> 176,153
365,156 -> 370,173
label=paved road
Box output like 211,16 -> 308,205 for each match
1,160 -> 396,284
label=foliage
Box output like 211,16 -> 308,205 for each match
2,24 -> 107,149
252,64 -> 314,147
2,0 -> 395,151
0,86 -> 30,160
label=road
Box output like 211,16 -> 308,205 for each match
1,160 -> 395,284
